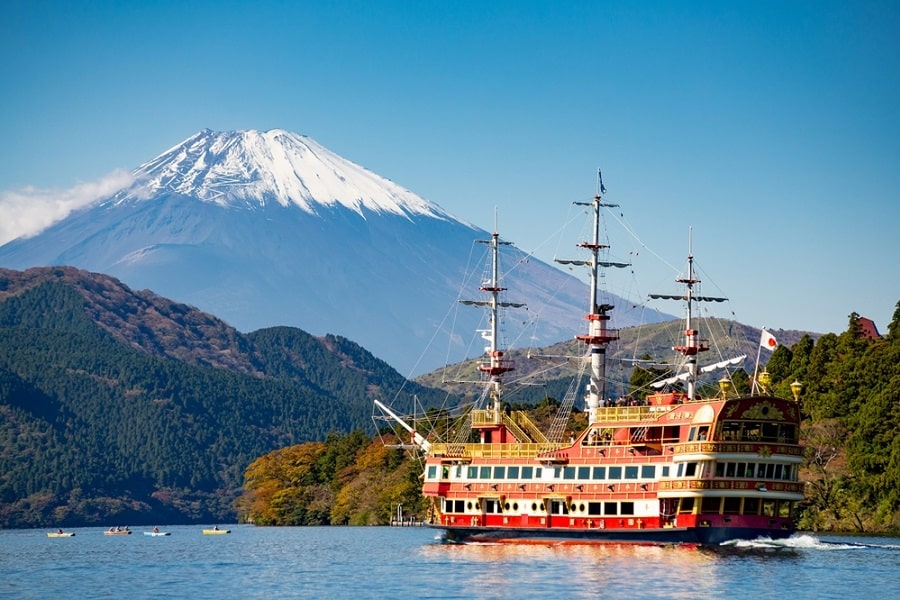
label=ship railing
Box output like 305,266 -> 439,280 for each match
430,442 -> 569,459
595,405 -> 669,421
671,441 -> 804,457
513,411 -> 550,444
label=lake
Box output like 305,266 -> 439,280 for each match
1,526 -> 898,599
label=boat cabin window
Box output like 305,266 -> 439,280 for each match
684,462 -> 697,477
701,497 -> 722,514
578,466 -> 591,479
592,467 -> 606,480
720,421 -> 798,443
507,466 -> 519,479
549,500 -> 569,515
521,466 -> 536,479
625,466 -> 639,480
483,499 -> 501,514
678,498 -> 695,514
723,497 -> 741,514
642,465 -> 656,478
427,465 -> 438,480
443,499 -> 466,513
493,466 -> 506,479
620,502 -> 635,516
603,502 -> 617,516
588,502 -> 602,516
467,466 -> 478,479
479,466 -> 491,479
563,466 -> 577,480
608,466 -> 622,479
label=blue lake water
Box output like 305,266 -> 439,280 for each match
1,525 -> 898,599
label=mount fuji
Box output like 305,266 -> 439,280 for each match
0,129 -> 666,375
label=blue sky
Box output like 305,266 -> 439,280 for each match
2,1 -> 898,337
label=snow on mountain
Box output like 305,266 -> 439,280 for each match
0,129 -> 664,375
113,129 -> 458,222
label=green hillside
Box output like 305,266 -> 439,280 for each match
0,267 -> 448,528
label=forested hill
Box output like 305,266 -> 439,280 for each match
0,266 -> 447,528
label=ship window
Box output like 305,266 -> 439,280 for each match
715,462 -> 725,477
774,464 -> 784,480
427,465 -> 437,480
504,502 -> 511,511
535,467 -> 543,478
493,466 -> 506,479
701,497 -> 722,514
735,463 -> 747,478
745,463 -> 756,478
479,466 -> 491,479
744,498 -> 760,515
745,423 -> 762,441
603,502 -> 617,515
688,426 -> 697,441
762,422 -> 779,441
592,466 -> 606,480
725,463 -> 736,477
762,500 -> 776,517
641,465 -> 655,479
467,466 -> 478,479
578,466 -> 591,480
588,502 -> 602,516
678,498 -> 695,514
661,466 -> 670,477
455,466 -> 463,478
684,462 -> 697,477
513,502 -> 519,511
563,466 -> 577,480
779,501 -> 792,518
723,497 -> 741,514
442,466 -> 449,479
765,463 -> 775,478
677,463 -> 684,477
484,499 -> 500,514
608,466 -> 622,480
721,422 -> 741,441
625,466 -> 639,479
521,466 -> 534,479
507,466 -> 519,479
781,424 -> 797,443
620,502 -> 634,515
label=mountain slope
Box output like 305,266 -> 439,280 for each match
0,267 -> 447,527
0,129 -> 668,375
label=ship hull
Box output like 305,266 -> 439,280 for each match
434,524 -> 792,546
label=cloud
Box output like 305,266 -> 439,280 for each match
0,170 -> 135,246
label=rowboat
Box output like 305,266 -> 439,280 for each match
47,531 -> 75,538
202,528 -> 230,535
104,528 -> 131,535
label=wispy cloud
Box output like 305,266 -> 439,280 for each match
0,170 -> 134,246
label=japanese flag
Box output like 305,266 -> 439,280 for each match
760,329 -> 778,351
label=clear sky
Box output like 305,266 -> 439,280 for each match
2,1 -> 898,337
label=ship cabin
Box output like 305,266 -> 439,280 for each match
423,391 -> 803,537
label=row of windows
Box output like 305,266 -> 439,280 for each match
677,460 -> 797,481
678,497 -> 793,518
443,497 -> 637,516
430,460 -> 795,482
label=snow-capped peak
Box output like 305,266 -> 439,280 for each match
114,128 -> 458,221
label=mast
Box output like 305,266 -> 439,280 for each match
556,170 -> 627,423
648,230 -> 727,399
460,230 -> 524,421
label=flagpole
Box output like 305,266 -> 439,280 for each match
751,330 -> 763,394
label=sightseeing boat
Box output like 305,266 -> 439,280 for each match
376,177 -> 804,545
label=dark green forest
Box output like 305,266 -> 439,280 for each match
0,268 -> 446,527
